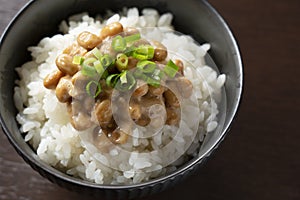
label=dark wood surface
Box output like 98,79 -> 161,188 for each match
1,0 -> 300,199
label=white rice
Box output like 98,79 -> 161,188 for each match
14,8 -> 226,185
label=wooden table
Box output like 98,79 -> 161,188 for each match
1,0 -> 299,199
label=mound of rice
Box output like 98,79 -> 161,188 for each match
14,8 -> 226,184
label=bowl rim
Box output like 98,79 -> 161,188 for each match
0,0 -> 243,190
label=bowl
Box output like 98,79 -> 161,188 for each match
0,0 -> 243,199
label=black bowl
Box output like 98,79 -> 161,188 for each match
0,0 -> 243,199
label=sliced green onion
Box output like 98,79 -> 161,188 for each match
106,74 -> 120,88
132,45 -> 154,60
164,60 -> 179,78
125,72 -> 136,90
116,53 -> 128,71
83,57 -> 97,66
72,55 -> 84,65
124,33 -> 141,43
93,60 -> 104,74
124,45 -> 135,57
150,69 -> 164,81
112,35 -> 127,52
133,52 -> 147,60
120,71 -> 128,84
137,60 -> 156,74
86,80 -> 101,98
116,71 -> 136,91
154,69 -> 164,78
81,57 -> 98,76
91,47 -> 102,60
101,54 -> 113,68
147,77 -> 160,88
133,69 -> 148,81
147,45 -> 155,59
81,65 -> 96,77
101,70 -> 109,79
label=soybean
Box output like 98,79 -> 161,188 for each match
77,31 -> 102,50
164,89 -> 180,108
56,54 -> 79,76
43,70 -> 64,89
55,76 -> 73,103
100,22 -> 123,39
152,41 -> 168,61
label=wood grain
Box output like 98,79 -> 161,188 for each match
1,0 -> 300,199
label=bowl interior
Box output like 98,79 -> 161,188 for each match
0,0 -> 242,188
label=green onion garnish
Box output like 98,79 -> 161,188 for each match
116,53 -> 128,71
120,71 -> 128,84
164,60 -> 179,78
124,45 -> 135,57
83,57 -> 97,66
93,60 -> 104,75
81,65 -> 96,77
154,69 -> 164,78
86,80 -> 101,98
106,74 -> 120,88
133,45 -> 154,60
100,54 -> 113,68
146,70 -> 162,88
147,45 -> 155,59
112,35 -> 127,52
147,77 -> 160,88
124,33 -> 141,43
91,47 -> 102,60
101,70 -> 109,79
151,69 -> 164,81
133,51 -> 147,60
133,69 -> 148,81
137,60 -> 156,74
72,55 -> 84,65
116,71 -> 136,91
82,57 -> 97,76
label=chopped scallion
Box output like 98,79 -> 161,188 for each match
81,65 -> 96,77
133,51 -> 147,60
112,35 -> 127,52
133,69 -> 148,81
116,53 -> 128,71
150,69 -> 164,81
137,60 -> 156,74
86,80 -> 101,98
164,60 -> 179,78
153,69 -> 164,79
124,45 -> 135,57
120,71 -> 128,84
124,33 -> 141,43
147,45 -> 155,59
81,57 -> 98,76
147,77 -> 160,88
133,45 -> 154,60
100,54 -> 113,68
116,71 -> 136,91
91,47 -> 102,60
93,60 -> 104,75
83,57 -> 97,66
72,55 -> 84,65
106,74 -> 120,88
101,70 -> 109,79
